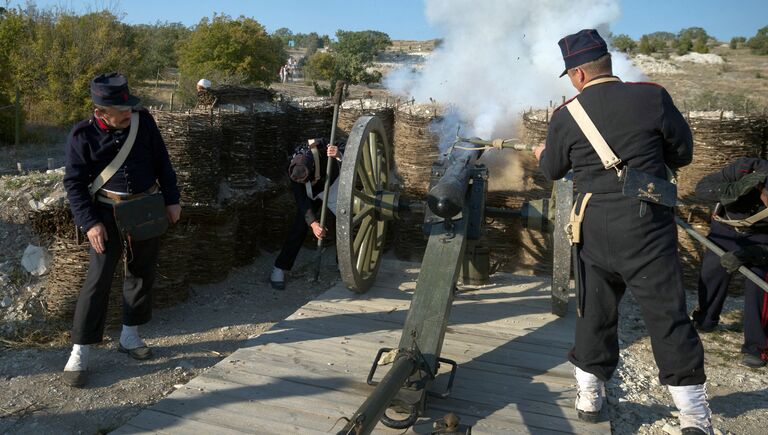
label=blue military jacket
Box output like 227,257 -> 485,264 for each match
63,108 -> 180,232
540,78 -> 693,193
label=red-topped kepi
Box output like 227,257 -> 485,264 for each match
558,29 -> 608,77
90,72 -> 140,107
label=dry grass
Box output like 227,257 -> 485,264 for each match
651,46 -> 768,110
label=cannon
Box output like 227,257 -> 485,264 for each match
333,115 -> 768,434
334,116 -> 569,434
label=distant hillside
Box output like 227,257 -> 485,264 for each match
387,39 -> 440,52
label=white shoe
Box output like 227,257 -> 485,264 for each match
574,366 -> 604,423
668,384 -> 714,434
270,267 -> 285,290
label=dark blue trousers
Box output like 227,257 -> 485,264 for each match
694,220 -> 768,358
71,205 -> 159,344
569,193 -> 706,386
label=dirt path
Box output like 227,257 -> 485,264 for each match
0,249 -> 337,435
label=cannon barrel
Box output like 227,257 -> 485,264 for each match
426,147 -> 482,218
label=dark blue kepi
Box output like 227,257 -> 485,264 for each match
558,29 -> 608,77
90,72 -> 140,107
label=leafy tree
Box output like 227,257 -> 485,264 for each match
3,8 -> 144,125
693,37 -> 709,54
178,14 -> 285,91
133,22 -> 190,79
639,35 -> 652,55
677,35 -> 693,55
611,34 -> 636,53
331,30 -> 391,85
746,26 -> 768,55
304,51 -> 336,81
730,36 -> 746,49
678,27 -> 709,43
647,31 -> 676,41
335,30 -> 391,63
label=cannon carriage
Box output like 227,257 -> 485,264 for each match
333,115 -> 574,434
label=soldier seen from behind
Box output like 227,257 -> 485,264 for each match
534,29 -> 713,434
692,157 -> 768,369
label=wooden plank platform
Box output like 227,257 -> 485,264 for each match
114,260 -> 611,434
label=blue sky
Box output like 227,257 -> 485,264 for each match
9,0 -> 767,41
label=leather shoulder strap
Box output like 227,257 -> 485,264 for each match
89,112 -> 140,196
713,207 -> 768,228
309,146 -> 321,182
565,98 -> 622,171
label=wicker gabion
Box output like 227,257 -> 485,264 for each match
152,110 -> 223,205
339,99 -> 396,148
212,86 -> 275,107
220,109 -> 286,187
676,110 -> 766,205
392,105 -> 443,198
180,204 -> 238,284
42,236 -> 127,328
260,189 -> 298,252
282,104 -> 335,149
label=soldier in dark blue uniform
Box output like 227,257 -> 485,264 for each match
692,157 -> 768,368
534,30 -> 712,434
62,72 -> 181,387
269,138 -> 342,289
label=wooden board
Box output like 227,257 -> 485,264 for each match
116,259 -> 611,434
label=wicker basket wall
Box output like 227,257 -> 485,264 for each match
153,110 -> 222,205
676,111 -> 766,205
227,192 -> 267,266
260,189 -> 298,252
183,205 -> 238,284
393,106 -> 442,197
338,100 -> 396,148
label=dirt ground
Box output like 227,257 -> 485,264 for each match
0,248 -> 337,435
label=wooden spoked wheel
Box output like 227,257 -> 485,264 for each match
336,116 -> 397,293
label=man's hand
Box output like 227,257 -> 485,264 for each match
166,204 -> 181,224
533,143 -> 546,162
327,144 -> 340,160
86,223 -> 108,254
720,251 -> 743,274
310,221 -> 326,239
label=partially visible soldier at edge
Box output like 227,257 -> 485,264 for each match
534,29 -> 713,434
62,72 -> 181,388
692,157 -> 768,369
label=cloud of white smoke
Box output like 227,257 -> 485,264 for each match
384,0 -> 646,145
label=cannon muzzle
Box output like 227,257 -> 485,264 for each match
427,147 -> 480,218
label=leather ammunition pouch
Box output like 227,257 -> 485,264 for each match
619,167 -> 677,208
112,192 -> 168,242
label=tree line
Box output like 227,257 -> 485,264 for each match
610,26 -> 768,56
0,5 -> 392,144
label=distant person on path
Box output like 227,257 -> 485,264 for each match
270,138 -> 343,290
534,29 -> 713,434
62,72 -> 181,387
692,157 -> 768,369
